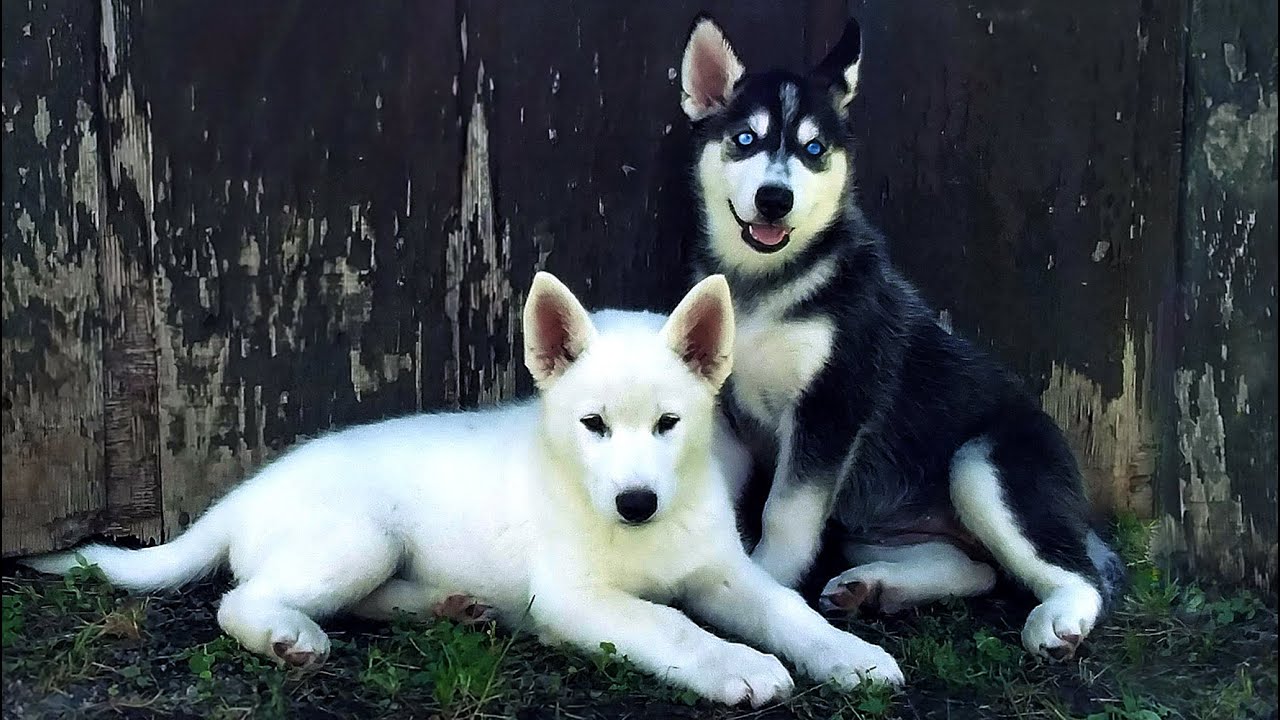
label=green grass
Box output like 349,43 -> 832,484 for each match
2,514 -> 1275,719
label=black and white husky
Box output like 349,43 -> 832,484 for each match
678,16 -> 1125,660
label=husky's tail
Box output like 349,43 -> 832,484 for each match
1086,529 -> 1128,611
21,501 -> 233,593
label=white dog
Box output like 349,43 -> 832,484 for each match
25,272 -> 902,707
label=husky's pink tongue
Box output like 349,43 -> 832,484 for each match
748,224 -> 789,246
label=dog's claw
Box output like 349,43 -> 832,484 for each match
821,580 -> 876,614
431,594 -> 496,625
1045,633 -> 1081,661
272,641 -> 324,669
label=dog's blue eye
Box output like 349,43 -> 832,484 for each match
734,131 -> 755,147
805,141 -> 826,157
580,414 -> 609,436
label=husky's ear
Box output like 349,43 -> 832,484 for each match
523,272 -> 597,388
813,18 -> 862,111
680,16 -> 745,121
661,275 -> 734,389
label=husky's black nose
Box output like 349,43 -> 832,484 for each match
755,185 -> 794,221
615,489 -> 658,524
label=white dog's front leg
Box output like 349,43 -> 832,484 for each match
685,557 -> 904,688
530,587 -> 794,708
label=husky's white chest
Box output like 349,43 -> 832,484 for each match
730,309 -> 834,430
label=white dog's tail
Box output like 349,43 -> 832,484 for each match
21,501 -> 232,593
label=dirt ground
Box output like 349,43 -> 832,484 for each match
2,519 -> 1276,720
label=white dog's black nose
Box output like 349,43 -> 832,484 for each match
755,185 -> 793,221
615,489 -> 658,524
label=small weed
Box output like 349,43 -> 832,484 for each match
896,617 -> 1024,693
1194,667 -> 1274,720
1180,585 -> 1265,628
183,635 -> 287,715
1087,688 -> 1175,720
972,627 -> 1019,673
358,615 -> 512,716
1,513 -> 1274,719
849,681 -> 897,718
1,592 -> 24,648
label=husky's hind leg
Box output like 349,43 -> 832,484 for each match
819,541 -> 996,614
949,432 -> 1123,661
350,579 -> 496,625
217,526 -> 399,667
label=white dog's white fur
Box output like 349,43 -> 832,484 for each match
25,272 -> 902,707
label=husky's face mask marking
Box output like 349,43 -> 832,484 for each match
681,17 -> 863,272
524,273 -> 735,526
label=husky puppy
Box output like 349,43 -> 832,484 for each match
677,16 -> 1125,660
25,272 -> 903,706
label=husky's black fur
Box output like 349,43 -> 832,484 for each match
681,18 -> 1126,610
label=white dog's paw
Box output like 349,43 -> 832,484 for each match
269,620 -> 331,669
1021,590 -> 1101,661
802,635 -> 905,688
689,643 -> 795,708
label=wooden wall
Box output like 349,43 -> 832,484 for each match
2,0 -> 1275,597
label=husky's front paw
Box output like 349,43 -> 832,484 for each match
689,643 -> 794,708
1022,590 -> 1101,661
801,634 -> 904,688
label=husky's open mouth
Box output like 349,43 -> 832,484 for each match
728,201 -> 791,254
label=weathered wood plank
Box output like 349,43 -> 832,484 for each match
4,0 -> 1270,600
119,0 -> 463,534
836,1 -> 1184,518
459,0 -> 812,405
1,0 -> 108,555
98,0 -> 162,543
1155,0 -> 1277,599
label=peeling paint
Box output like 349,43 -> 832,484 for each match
1091,240 -> 1110,262
32,96 -> 50,146
445,63 -> 519,408
1153,365 -> 1275,590
1040,316 -> 1154,516
2,5 -> 107,555
1202,92 -> 1277,183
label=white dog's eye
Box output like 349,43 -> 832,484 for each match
654,414 -> 680,435
734,131 -> 755,147
580,414 -> 609,436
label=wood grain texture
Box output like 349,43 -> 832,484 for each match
1155,0 -> 1277,599
456,0 -> 814,403
118,0 -> 464,534
1,1 -> 1274,596
98,0 -> 162,542
835,1 -> 1185,518
1,0 -> 107,554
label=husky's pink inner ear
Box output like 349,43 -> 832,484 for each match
682,21 -> 744,119
689,40 -> 731,107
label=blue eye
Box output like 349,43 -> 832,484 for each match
734,131 -> 756,147
804,141 -> 826,157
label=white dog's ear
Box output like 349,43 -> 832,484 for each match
661,275 -> 734,389
813,18 -> 862,111
523,272 -> 597,388
680,16 -> 745,120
